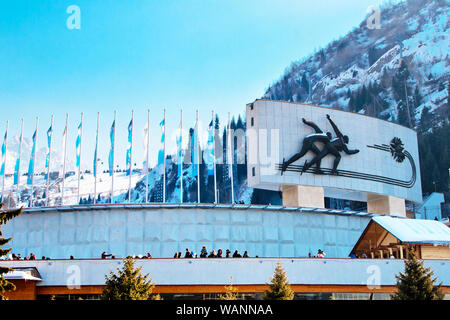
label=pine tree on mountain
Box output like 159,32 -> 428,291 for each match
431,163 -> 441,192
446,81 -> 450,122
368,46 -> 378,66
392,60 -> 411,103
199,150 -> 208,203
418,138 -> 428,191
361,84 -> 368,106
301,74 -> 309,92
418,106 -> 433,134
0,204 -> 23,300
221,126 -> 229,202
222,126 -> 227,160
319,49 -> 326,65
440,145 -> 449,191
215,114 -> 220,130
413,86 -> 422,109
346,89 -> 351,99
188,128 -> 194,165
236,115 -> 244,130
420,142 -> 437,193
397,101 -> 408,127
230,116 -> 236,132
348,93 -> 356,112
381,67 -> 390,88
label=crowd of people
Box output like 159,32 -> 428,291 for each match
4,253 -> 41,260
101,251 -> 152,259
308,249 -> 326,258
173,247 -> 250,259
3,249 -> 330,260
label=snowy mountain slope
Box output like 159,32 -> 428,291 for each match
263,0 -> 450,195
264,0 -> 449,124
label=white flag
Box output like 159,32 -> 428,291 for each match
61,123 -> 67,178
143,120 -> 149,173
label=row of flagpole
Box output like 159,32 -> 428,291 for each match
0,109 -> 236,207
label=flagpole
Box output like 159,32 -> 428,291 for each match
228,112 -> 234,204
180,109 -> 183,203
77,113 -> 83,205
145,109 -> 149,203
111,110 -> 116,204
30,117 -> 39,208
128,110 -> 134,203
1,121 -> 8,205
163,108 -> 166,203
16,119 -> 23,207
196,110 -> 200,203
212,111 -> 217,204
94,112 -> 99,204
45,115 -> 53,207
61,114 -> 68,206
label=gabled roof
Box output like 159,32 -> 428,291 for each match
372,216 -> 450,245
350,216 -> 450,256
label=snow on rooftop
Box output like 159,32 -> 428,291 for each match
4,270 -> 42,281
372,215 -> 450,245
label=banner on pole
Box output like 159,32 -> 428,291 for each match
108,120 -> 115,176
27,130 -> 37,185
143,120 -> 149,173
157,118 -> 165,174
126,119 -> 133,176
0,130 -> 7,176
14,131 -> 22,186
93,132 -> 98,177
45,125 -> 52,179
75,123 -> 82,168
207,119 -> 214,176
191,125 -> 197,176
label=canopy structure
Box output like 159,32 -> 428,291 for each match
350,216 -> 450,259
3,267 -> 42,281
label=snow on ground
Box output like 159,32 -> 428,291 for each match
1,171 -> 146,207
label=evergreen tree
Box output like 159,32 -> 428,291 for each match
418,106 -> 433,134
319,49 -> 326,65
219,277 -> 239,300
101,257 -> 161,300
392,60 -> 411,102
301,73 -> 309,92
391,249 -> 444,300
346,89 -> 351,99
413,86 -> 422,109
262,261 -> 294,300
446,81 -> 450,122
348,93 -> 356,112
381,67 -> 390,88
0,204 -> 23,300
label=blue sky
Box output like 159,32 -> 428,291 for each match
0,0 -> 391,171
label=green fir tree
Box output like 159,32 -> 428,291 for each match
262,261 -> 294,300
101,257 -> 161,300
0,204 -> 23,300
391,249 -> 444,300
